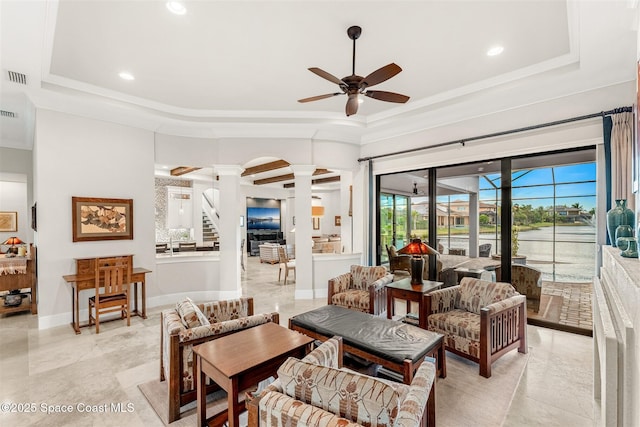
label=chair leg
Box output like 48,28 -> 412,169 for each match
95,310 -> 100,334
284,268 -> 288,286
278,267 -> 282,283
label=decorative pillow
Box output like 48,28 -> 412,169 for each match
176,297 -> 209,328
277,357 -> 401,427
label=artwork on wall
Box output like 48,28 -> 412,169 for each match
335,215 -> 341,226
72,197 -> 133,242
0,211 -> 17,232
313,217 -> 320,230
247,207 -> 280,230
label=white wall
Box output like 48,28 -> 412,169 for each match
34,110 -> 156,329
0,178 -> 28,249
0,147 -> 34,246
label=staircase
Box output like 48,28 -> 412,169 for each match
202,211 -> 218,245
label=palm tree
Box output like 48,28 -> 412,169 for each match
571,202 -> 583,211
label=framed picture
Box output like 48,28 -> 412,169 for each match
72,197 -> 133,242
335,215 -> 341,226
313,217 -> 320,230
0,211 -> 17,232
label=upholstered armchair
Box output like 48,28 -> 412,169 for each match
248,336 -> 437,427
160,297 -> 279,422
424,277 -> 527,378
494,264 -> 543,312
328,265 -> 393,315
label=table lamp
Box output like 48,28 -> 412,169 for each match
398,238 -> 429,285
3,236 -> 23,255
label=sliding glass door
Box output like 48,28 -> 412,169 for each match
379,193 -> 409,263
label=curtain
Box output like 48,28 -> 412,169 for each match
610,111 -> 635,211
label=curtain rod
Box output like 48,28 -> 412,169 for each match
357,106 -> 633,162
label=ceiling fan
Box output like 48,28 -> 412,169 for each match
298,25 -> 410,116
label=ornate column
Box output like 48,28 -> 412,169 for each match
291,165 -> 315,299
214,165 -> 244,299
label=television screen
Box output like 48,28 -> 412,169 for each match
247,207 -> 281,230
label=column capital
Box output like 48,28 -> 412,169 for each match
290,165 -> 316,176
214,165 -> 244,176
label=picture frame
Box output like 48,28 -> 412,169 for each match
0,211 -> 17,232
313,217 -> 320,230
72,197 -> 133,242
335,215 -> 341,226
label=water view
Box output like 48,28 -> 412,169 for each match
442,225 -> 596,282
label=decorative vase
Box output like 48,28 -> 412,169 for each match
617,237 -> 632,251
621,238 -> 639,258
615,225 -> 634,249
607,199 -> 635,247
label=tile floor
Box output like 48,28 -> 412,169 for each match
0,256 -> 594,426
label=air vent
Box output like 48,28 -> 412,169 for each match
0,110 -> 16,118
7,70 -> 27,85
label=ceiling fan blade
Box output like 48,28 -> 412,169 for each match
308,67 -> 345,86
346,94 -> 359,116
364,90 -> 410,103
360,63 -> 402,88
298,93 -> 343,103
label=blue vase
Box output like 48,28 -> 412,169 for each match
615,225 -> 634,249
621,238 -> 639,258
607,199 -> 635,247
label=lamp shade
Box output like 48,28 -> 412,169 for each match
398,238 -> 429,255
311,206 -> 325,217
3,236 -> 23,246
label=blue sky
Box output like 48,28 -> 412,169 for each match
474,163 -> 596,211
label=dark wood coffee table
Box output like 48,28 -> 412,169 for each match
193,322 -> 314,427
289,305 -> 445,384
386,277 -> 443,329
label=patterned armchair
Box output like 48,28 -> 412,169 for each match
248,336 -> 437,427
160,297 -> 279,422
424,277 -> 527,378
327,265 -> 393,315
494,264 -> 543,312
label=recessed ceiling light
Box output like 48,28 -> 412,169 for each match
166,1 -> 186,15
118,71 -> 135,81
487,46 -> 504,57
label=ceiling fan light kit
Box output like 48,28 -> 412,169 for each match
298,25 -> 410,117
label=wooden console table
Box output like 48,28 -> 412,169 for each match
0,245 -> 37,315
63,255 -> 151,334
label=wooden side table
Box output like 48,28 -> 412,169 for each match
386,277 -> 443,329
193,323 -> 314,427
